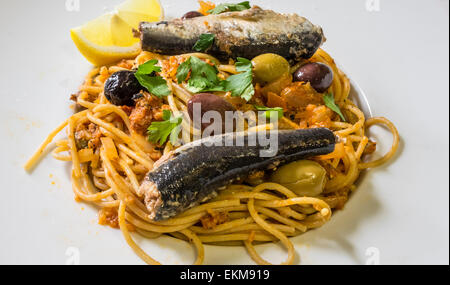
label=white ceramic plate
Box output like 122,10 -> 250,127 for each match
0,0 -> 448,265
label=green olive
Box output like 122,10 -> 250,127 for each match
271,160 -> 327,197
252,53 -> 290,85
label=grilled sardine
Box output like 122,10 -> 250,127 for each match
138,128 -> 335,221
139,6 -> 325,61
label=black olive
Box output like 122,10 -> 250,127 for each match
104,70 -> 143,106
293,62 -> 334,93
182,11 -> 204,20
188,93 -> 236,131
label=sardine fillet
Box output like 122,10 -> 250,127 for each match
139,129 -> 335,221
139,7 -> 325,61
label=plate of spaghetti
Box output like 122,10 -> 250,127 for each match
24,0 -> 400,265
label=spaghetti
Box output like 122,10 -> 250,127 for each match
25,48 -> 399,265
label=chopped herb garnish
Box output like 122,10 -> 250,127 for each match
136,59 -> 161,74
134,59 -> 170,98
147,110 -> 182,145
222,57 -> 255,101
135,74 -> 171,98
323,93 -> 346,122
176,56 -> 225,93
176,56 -> 255,101
176,57 -> 192,83
254,106 -> 284,121
208,1 -> 251,14
234,57 -> 253,72
193,34 -> 215,52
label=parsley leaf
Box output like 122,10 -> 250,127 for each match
162,110 -> 171,121
254,106 -> 284,121
235,57 -> 253,72
147,110 -> 183,145
223,57 -> 255,101
134,60 -> 170,98
135,73 -> 170,98
175,56 -> 255,101
177,56 -> 225,93
176,57 -> 191,83
189,56 -> 221,89
208,1 -> 251,14
136,59 -> 161,74
193,34 -> 215,52
323,93 -> 346,122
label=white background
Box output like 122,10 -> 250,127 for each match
0,0 -> 448,265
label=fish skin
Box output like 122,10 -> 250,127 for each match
141,128 -> 335,221
139,7 -> 325,61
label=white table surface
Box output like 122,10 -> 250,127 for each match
0,0 -> 448,265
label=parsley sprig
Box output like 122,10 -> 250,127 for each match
134,59 -> 170,98
177,56 -> 224,93
147,110 -> 182,145
193,34 -> 215,52
323,93 -> 346,122
176,56 -> 255,101
222,57 -> 255,101
208,1 -> 251,14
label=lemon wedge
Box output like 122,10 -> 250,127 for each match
70,0 -> 163,66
